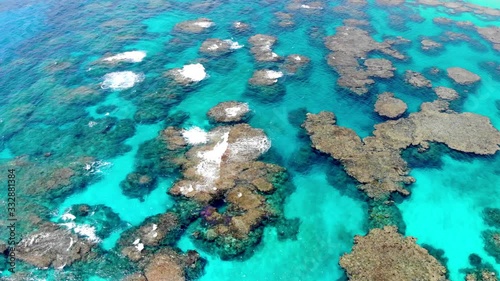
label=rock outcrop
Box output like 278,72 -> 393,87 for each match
340,226 -> 448,281
405,70 -> 432,88
374,92 -> 407,119
248,34 -> 282,62
477,26 -> 500,52
174,18 -> 214,34
325,25 -> 405,94
16,223 -> 95,269
303,101 -> 500,198
447,67 -> 481,85
434,86 -> 459,101
421,39 -> 443,51
207,101 -> 250,123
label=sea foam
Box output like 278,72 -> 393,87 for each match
179,63 -> 207,82
101,71 -> 144,90
182,127 -> 208,145
103,51 -> 146,63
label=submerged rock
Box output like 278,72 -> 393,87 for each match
340,226 -> 447,281
231,21 -> 251,33
447,67 -> 481,85
477,26 -> 500,52
376,0 -> 404,5
248,34 -> 282,62
199,38 -> 242,57
207,101 -> 250,123
249,69 -> 284,86
482,230 -> 500,264
144,249 -> 204,281
165,63 -> 207,85
374,92 -> 407,119
404,70 -> 432,88
174,18 -> 214,34
167,114 -> 291,259
283,54 -> 311,75
16,222 -> 95,269
421,39 -> 443,51
325,25 -> 405,94
274,12 -> 295,28
434,86 -> 459,101
303,101 -> 500,198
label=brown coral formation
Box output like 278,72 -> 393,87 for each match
340,226 -> 448,281
143,249 -> 202,281
165,113 -> 288,258
421,39 -> 443,51
207,101 -> 250,123
466,270 -> 498,281
447,67 -> 481,85
376,0 -> 404,6
249,69 -> 284,86
274,12 -> 295,28
199,38 -> 234,56
374,92 -> 407,119
325,25 -> 405,94
405,70 -> 432,88
303,101 -> 500,198
248,34 -> 282,62
16,222 -> 95,269
173,18 -> 214,34
434,86 -> 459,101
477,26 -> 500,52
418,0 -> 500,17
283,54 -> 310,75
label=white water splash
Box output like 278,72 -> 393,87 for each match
101,71 -> 144,90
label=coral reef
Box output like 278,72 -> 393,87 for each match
477,26 -> 500,52
483,208 -> 500,228
248,34 -> 282,62
283,54 -> 311,75
16,222 -> 96,269
199,38 -> 240,57
374,92 -> 408,119
325,25 -> 404,94
339,226 -> 447,281
207,101 -> 250,123
405,70 -> 432,88
174,18 -> 215,34
462,254 -> 499,281
421,39 -> 443,51
434,86 -> 459,101
447,67 -> 481,85
165,63 -> 207,86
303,101 -> 500,198
165,107 -> 292,259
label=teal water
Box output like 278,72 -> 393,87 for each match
1,0 -> 500,280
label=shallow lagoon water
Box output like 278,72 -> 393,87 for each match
1,0 -> 500,280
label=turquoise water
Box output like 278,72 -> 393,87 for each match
1,0 -> 500,280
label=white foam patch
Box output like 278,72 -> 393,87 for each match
227,135 -> 271,161
208,44 -> 220,51
182,127 -> 208,145
179,63 -> 206,82
196,132 -> 229,183
265,70 -> 283,79
224,39 -> 244,50
224,103 -> 249,117
61,213 -> 76,221
194,21 -> 213,28
301,4 -> 311,8
101,71 -> 144,90
60,222 -> 100,243
103,51 -> 146,63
